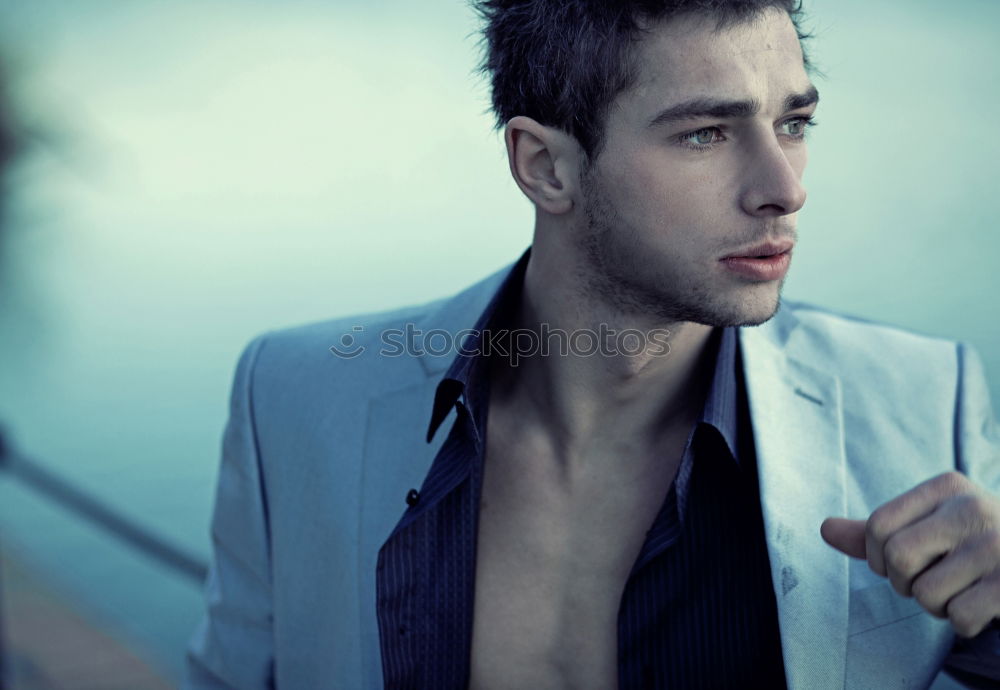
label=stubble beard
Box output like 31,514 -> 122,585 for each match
576,166 -> 786,329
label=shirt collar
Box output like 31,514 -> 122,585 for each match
425,246 -> 532,443
697,324 -> 742,468
426,245 -> 742,469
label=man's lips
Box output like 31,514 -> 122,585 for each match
719,246 -> 793,281
721,239 -> 795,259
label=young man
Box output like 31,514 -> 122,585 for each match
185,1 -> 1000,688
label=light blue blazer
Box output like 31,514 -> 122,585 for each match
184,257 -> 1000,689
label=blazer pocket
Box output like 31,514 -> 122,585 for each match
848,581 -> 928,637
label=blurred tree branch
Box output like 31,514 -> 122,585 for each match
0,56 -> 20,236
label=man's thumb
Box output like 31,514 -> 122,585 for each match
820,517 -> 867,559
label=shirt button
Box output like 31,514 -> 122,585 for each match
406,489 -> 420,507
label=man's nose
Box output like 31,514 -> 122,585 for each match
739,138 -> 808,217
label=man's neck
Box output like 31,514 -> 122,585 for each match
487,250 -> 718,478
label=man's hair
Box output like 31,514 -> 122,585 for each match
472,0 -> 812,160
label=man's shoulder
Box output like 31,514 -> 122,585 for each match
266,262 -> 507,349
241,260 -> 514,395
779,299 -> 958,348
762,299 -> 961,380
261,299 -> 445,359
244,300 -> 440,397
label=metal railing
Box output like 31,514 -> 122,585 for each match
0,435 -> 208,583
0,428 -> 210,689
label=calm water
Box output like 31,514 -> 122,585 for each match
0,0 -> 998,683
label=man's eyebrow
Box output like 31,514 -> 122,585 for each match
647,85 -> 820,128
785,85 -> 820,112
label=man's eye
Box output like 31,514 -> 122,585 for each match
680,127 -> 724,149
781,116 -> 817,138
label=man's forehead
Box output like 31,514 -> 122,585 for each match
629,8 -> 809,109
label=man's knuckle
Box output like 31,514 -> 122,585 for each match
866,510 -> 893,543
956,494 -> 997,532
911,577 -> 938,608
950,615 -> 976,638
947,600 -> 983,638
884,536 -> 916,574
983,530 -> 1000,556
966,493 -> 990,517
918,593 -> 948,618
937,471 -> 967,493
984,572 -> 1000,597
956,619 -> 983,638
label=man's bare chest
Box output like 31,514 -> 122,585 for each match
466,427 -> 689,690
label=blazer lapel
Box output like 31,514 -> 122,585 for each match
741,315 -> 849,690
357,377 -> 456,688
355,263 -> 510,686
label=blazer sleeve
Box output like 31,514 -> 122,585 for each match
183,335 -> 276,689
941,341 -> 1000,685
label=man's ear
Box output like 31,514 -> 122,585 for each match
504,116 -> 582,215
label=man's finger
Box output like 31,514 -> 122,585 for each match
865,472 -> 970,576
821,517 -> 867,559
944,572 -> 1000,638
911,535 -> 997,618
880,500 -> 982,597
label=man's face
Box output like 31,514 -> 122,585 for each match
577,7 -> 817,327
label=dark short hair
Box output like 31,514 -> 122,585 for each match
472,0 -> 812,160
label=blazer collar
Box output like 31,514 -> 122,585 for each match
424,247 -> 531,443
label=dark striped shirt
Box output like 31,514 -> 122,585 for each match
376,247 -> 787,688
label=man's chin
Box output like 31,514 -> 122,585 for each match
730,309 -> 781,328
693,290 -> 784,328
